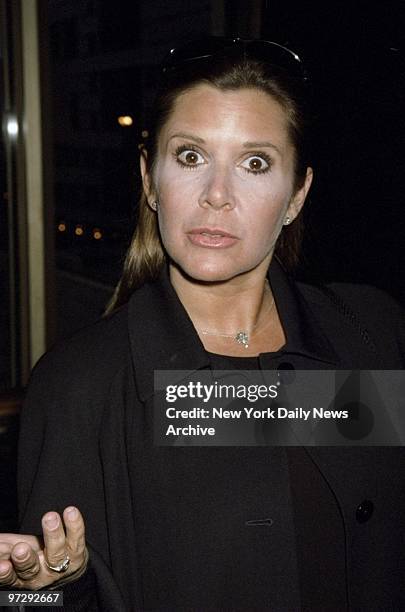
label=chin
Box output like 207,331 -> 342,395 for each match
174,258 -> 252,284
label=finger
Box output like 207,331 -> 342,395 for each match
0,542 -> 12,560
0,534 -> 41,551
0,559 -> 18,587
63,507 -> 86,560
11,542 -> 41,581
42,512 -> 67,570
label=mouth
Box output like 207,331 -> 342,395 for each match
186,227 -> 239,249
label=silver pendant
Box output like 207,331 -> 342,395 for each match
235,331 -> 249,348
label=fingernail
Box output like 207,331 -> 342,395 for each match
44,513 -> 59,529
14,544 -> 29,560
65,507 -> 78,520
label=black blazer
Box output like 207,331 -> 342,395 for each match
17,259 -> 405,610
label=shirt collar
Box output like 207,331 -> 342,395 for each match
128,259 -> 341,401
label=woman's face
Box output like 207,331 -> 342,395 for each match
141,84 -> 312,283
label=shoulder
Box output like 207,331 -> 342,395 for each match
298,279 -> 405,364
304,281 -> 404,326
25,304 -> 131,412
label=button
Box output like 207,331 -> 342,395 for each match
277,363 -> 296,384
356,500 -> 374,523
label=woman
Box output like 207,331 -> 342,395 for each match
1,38 -> 405,610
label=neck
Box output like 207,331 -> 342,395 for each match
169,262 -> 272,336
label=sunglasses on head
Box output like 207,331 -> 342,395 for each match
162,36 -> 308,81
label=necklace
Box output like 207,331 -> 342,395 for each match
198,285 -> 276,349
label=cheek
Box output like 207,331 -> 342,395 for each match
156,161 -> 200,194
155,164 -> 200,220
241,181 -> 292,238
244,210 -> 283,257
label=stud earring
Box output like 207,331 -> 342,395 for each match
284,216 -> 291,225
151,200 -> 159,211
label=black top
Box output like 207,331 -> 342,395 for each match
209,351 -> 347,610
17,259 -> 405,611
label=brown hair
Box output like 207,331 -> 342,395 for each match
106,52 -> 311,313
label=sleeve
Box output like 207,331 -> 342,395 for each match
16,350 -> 128,612
21,566 -> 99,612
56,566 -> 99,611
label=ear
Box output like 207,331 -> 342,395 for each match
286,167 -> 313,222
140,149 -> 157,209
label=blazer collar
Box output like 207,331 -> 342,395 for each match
128,267 -> 210,401
267,258 -> 341,367
128,259 -> 340,401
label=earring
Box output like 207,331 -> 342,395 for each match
151,200 -> 159,211
284,216 -> 291,225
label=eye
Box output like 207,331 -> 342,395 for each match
175,146 -> 205,168
240,154 -> 271,174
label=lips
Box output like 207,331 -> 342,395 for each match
186,227 -> 239,248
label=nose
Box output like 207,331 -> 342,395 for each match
198,164 -> 235,211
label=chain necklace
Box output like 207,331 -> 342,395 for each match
198,284 -> 275,349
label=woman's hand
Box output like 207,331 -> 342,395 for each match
0,506 -> 88,590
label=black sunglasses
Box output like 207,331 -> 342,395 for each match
162,36 -> 308,81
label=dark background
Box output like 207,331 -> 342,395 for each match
264,2 -> 405,293
47,0 -> 405,317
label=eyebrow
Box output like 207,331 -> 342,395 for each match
242,141 -> 282,155
168,133 -> 282,155
168,132 -> 206,144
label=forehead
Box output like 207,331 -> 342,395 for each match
161,84 -> 291,149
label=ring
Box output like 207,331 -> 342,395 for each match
45,554 -> 70,573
